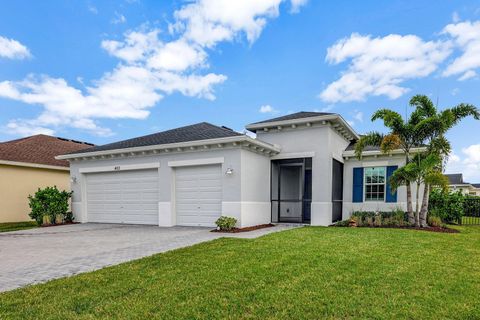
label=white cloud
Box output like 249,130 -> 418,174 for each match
5,121 -> 55,136
0,0 -> 305,137
172,0 -> 302,47
87,4 -> 98,14
147,40 -> 207,71
259,104 -> 277,113
0,36 -> 31,59
290,0 -> 309,13
451,87 -> 460,96
112,12 -> 127,24
320,33 -> 452,103
452,11 -> 460,23
353,110 -> 363,122
442,20 -> 480,80
446,144 -> 480,182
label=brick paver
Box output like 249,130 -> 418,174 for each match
0,223 -> 295,292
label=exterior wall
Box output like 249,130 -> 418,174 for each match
238,149 -> 271,227
69,147 -> 270,228
343,155 -> 425,219
256,123 -> 350,226
0,164 -> 70,222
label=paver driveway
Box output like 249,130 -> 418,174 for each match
0,223 -> 294,292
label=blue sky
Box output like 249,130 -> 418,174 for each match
0,0 -> 479,180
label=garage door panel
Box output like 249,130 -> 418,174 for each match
175,165 -> 222,227
86,168 -> 159,225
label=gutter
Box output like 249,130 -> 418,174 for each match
342,146 -> 428,158
56,135 -> 281,160
0,160 -> 70,171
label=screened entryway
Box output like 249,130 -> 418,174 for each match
271,158 -> 312,223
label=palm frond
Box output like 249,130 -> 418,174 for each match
354,132 -> 384,159
409,95 -> 436,118
371,109 -> 405,134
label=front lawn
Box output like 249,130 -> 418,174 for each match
0,221 -> 37,233
1,226 -> 479,319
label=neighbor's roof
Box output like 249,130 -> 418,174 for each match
0,134 -> 93,168
445,173 -> 466,185
249,111 -> 335,125
472,183 -> 480,188
70,122 -> 243,155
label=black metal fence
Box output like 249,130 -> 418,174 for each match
462,198 -> 480,225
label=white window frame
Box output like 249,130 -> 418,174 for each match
363,166 -> 387,202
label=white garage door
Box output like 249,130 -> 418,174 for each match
175,165 -> 222,227
86,169 -> 159,225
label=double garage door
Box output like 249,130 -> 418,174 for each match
85,165 -> 222,227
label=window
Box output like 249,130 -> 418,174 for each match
364,167 -> 386,201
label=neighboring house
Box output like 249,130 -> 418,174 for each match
58,112 -> 423,227
445,173 -> 480,196
0,135 -> 93,222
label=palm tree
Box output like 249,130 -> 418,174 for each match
355,107 -> 425,225
412,95 -> 480,224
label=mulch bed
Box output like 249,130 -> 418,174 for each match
41,222 -> 79,228
211,223 -> 275,233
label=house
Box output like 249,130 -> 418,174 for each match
445,173 -> 480,196
58,112 -> 422,227
0,135 -> 93,222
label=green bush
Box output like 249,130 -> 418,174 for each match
428,216 -> 442,227
334,219 -> 351,227
28,186 -> 73,226
351,209 -> 407,227
215,216 -> 237,231
429,189 -> 465,224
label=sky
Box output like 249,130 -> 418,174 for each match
0,0 -> 479,181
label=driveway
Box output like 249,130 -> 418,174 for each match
0,223 -> 295,292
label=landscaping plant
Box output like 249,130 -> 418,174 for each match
215,216 -> 237,231
356,95 -> 479,227
28,186 -> 73,226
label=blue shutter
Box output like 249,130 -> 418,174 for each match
386,166 -> 398,203
352,167 -> 363,203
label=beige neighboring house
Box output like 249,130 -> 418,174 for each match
0,135 -> 93,222
445,174 -> 480,196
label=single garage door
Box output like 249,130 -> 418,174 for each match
86,169 -> 159,225
175,165 -> 222,227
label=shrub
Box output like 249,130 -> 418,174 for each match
215,216 -> 237,231
351,210 -> 407,227
28,186 -> 73,226
334,219 -> 350,227
429,189 -> 465,224
428,216 -> 442,228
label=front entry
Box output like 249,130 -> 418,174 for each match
271,158 -> 312,223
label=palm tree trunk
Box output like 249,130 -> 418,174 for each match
419,184 -> 430,228
415,182 -> 420,227
406,183 -> 414,225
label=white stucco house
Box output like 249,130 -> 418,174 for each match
58,112 -> 418,227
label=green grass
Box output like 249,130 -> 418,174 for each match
1,226 -> 480,319
0,221 -> 37,233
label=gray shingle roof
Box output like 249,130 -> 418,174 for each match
472,183 -> 480,188
249,111 -> 335,125
344,140 -> 380,152
73,122 -> 242,154
445,174 -> 465,185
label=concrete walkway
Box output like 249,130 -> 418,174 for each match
0,223 -> 297,292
